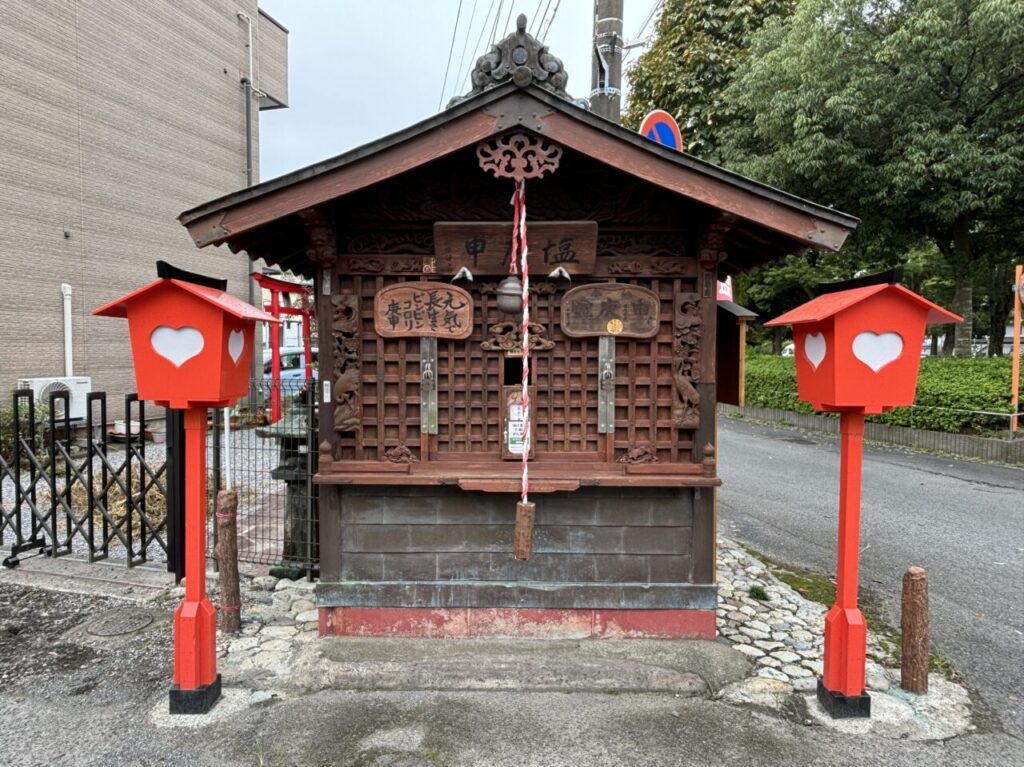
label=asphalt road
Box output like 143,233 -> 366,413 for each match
718,415 -> 1024,738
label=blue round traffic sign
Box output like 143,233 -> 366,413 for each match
639,110 -> 684,152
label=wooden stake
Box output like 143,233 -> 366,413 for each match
216,490 -> 241,633
514,501 -> 536,561
901,566 -> 929,694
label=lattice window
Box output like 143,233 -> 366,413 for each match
337,273 -> 699,464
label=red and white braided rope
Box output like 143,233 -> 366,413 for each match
510,180 -> 531,505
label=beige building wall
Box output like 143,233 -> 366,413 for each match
0,0 -> 287,403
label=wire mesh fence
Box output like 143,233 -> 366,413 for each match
207,379 -> 319,573
1,380 -> 318,574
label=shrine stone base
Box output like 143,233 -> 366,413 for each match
318,606 -> 716,639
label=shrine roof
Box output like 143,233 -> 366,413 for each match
93,279 -> 278,322
180,81 -> 857,256
765,284 -> 962,327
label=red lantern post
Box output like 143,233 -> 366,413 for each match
767,278 -> 960,717
94,265 -> 276,714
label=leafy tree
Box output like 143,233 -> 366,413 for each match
624,0 -> 795,163
722,0 -> 1024,356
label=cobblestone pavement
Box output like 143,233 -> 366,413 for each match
199,538 -> 975,742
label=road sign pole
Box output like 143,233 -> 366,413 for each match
169,406 -> 221,714
819,410 -> 871,716
1011,265 -> 1021,433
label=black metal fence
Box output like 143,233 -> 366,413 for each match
0,381 -> 318,573
0,390 -> 166,567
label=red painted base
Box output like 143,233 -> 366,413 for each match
822,604 -> 867,697
173,597 -> 218,689
319,607 -> 716,639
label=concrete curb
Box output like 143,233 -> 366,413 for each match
721,404 -> 1023,464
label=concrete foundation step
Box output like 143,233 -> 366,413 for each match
287,637 -> 749,695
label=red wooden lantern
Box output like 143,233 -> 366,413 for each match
767,284 -> 961,413
94,275 -> 275,714
767,282 -> 959,719
94,278 -> 273,409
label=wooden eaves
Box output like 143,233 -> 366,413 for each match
178,81 -> 859,275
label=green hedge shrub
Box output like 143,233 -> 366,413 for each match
0,402 -> 50,460
745,354 -> 1015,435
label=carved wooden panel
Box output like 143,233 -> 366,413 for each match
672,293 -> 702,429
434,222 -> 597,276
605,278 -> 694,464
561,284 -> 661,339
330,294 -> 361,434
373,283 -> 474,339
331,273 -> 702,466
476,133 -> 562,181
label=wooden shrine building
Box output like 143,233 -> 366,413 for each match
180,17 -> 857,638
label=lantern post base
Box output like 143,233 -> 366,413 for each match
169,674 -> 222,715
816,679 -> 871,718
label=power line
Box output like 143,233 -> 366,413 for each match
438,0 -> 465,111
450,0 -> 481,105
499,1 -> 515,42
489,0 -> 506,45
534,0 -> 554,39
454,0 -> 499,99
538,0 -> 562,41
528,0 -> 545,35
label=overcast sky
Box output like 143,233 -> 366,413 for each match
257,0 -> 653,181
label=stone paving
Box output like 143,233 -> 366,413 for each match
714,537 -> 973,740
714,538 -> 890,693
202,538 -> 973,741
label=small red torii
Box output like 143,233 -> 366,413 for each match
252,272 -> 314,424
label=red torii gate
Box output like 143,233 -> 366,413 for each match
252,272 -> 313,424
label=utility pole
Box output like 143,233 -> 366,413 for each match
590,0 -> 623,123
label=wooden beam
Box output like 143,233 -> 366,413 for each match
184,109 -> 501,247
540,110 -> 851,251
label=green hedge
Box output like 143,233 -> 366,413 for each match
0,402 -> 50,460
745,355 -> 1015,434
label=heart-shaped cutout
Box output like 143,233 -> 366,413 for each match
853,331 -> 903,372
804,332 -> 827,370
228,329 -> 245,364
150,326 -> 204,367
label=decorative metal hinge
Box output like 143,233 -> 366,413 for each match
598,336 -> 616,434
420,337 -> 438,434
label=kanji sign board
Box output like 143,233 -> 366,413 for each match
434,221 -> 597,275
374,282 -> 474,339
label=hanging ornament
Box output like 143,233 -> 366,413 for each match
474,132 -> 563,562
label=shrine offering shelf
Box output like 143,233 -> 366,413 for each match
314,464 -> 721,491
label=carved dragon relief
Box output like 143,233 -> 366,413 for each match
617,444 -> 659,464
480,321 -> 555,354
341,231 -> 433,255
384,445 -> 419,464
336,169 -> 685,225
672,293 -> 702,430
478,281 -> 556,295
330,294 -> 361,434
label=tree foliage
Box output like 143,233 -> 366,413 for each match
721,0 -> 1024,354
626,0 -> 1024,355
623,0 -> 795,162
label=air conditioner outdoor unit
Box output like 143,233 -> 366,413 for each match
16,377 -> 92,421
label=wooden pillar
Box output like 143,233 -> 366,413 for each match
216,490 -> 241,633
737,319 -> 748,407
689,214 -> 734,584
299,207 -> 338,461
901,566 -> 929,694
318,484 -> 342,583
